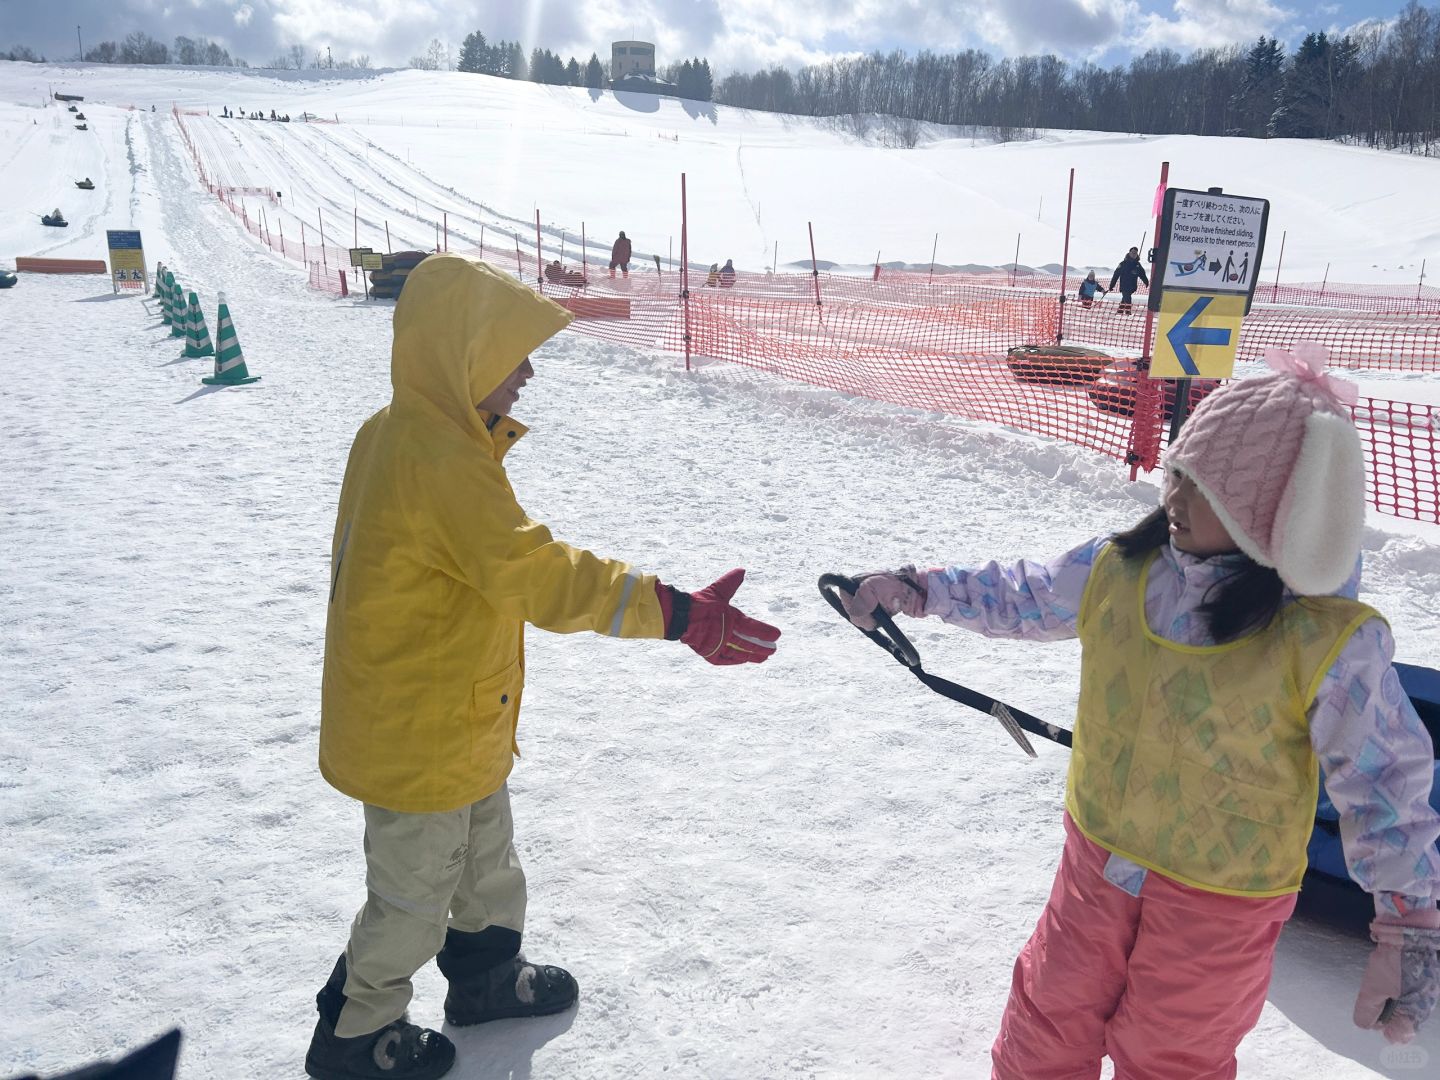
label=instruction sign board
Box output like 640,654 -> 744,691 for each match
1152,291 -> 1245,378
361,253 -> 384,271
1149,188 -> 1269,314
106,229 -> 147,293
349,247 -> 373,267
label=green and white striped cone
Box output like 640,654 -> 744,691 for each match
160,269 -> 174,324
203,293 -> 260,386
153,263 -> 166,300
169,275 -> 186,337
184,291 -> 214,358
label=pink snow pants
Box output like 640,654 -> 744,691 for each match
991,814 -> 1296,1080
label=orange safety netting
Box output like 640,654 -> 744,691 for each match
172,108 -> 1440,524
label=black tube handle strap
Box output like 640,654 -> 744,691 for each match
818,573 -> 1073,757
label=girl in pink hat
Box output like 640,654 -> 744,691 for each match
840,342 -> 1440,1079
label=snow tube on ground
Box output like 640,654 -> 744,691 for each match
1304,662 -> 1440,929
0,270 -> 17,288
1006,345 -> 1109,387
41,215 -> 68,227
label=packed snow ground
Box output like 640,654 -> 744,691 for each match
2,62 -> 1440,1080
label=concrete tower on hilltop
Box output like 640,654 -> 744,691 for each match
611,40 -> 655,79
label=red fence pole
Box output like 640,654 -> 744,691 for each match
1057,167 -> 1074,344
1129,159 -> 1169,481
681,173 -> 691,371
514,239 -> 523,277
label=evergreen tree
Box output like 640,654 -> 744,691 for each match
458,31 -> 488,74
566,57 -> 582,86
585,52 -> 604,88
1231,36 -> 1285,137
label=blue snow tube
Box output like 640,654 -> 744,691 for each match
1306,662 -> 1440,903
0,270 -> 16,289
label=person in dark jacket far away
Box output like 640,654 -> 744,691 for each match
304,255 -> 780,1080
609,231 -> 632,278
1108,246 -> 1149,314
718,259 -> 736,287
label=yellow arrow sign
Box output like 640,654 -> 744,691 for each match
1152,290 -> 1245,378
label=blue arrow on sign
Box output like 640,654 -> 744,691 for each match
1166,295 -> 1231,375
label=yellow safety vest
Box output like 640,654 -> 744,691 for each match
1066,545 -> 1378,896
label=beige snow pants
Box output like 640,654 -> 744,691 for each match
335,784 -> 528,1037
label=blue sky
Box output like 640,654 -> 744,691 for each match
0,1 -> 1417,74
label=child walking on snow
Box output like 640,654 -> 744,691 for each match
840,343 -> 1440,1078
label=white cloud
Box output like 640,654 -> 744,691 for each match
1129,0 -> 1293,55
234,4 -> 253,28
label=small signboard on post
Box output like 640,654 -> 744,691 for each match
1149,188 -> 1269,315
349,247 -> 373,268
106,229 -> 147,294
360,253 -> 383,271
1147,187 -> 1269,383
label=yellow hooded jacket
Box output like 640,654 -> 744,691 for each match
321,256 -> 666,812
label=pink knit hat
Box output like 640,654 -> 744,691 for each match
1166,342 -> 1365,595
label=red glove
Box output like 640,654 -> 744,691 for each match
656,569 -> 780,666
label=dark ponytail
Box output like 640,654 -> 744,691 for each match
1111,507 -> 1285,642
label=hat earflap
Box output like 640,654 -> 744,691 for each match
1271,410 -> 1365,595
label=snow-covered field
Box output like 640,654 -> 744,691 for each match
2,61 -> 1439,1080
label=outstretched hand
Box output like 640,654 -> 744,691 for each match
659,569 -> 780,666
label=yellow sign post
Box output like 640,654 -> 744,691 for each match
1152,290 -> 1245,378
106,230 -> 147,294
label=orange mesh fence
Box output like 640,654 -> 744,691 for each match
170,117 -> 1440,523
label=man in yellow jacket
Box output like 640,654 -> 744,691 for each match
306,255 -> 781,1080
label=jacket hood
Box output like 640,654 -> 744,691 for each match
390,255 -> 573,435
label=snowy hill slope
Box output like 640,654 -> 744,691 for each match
1,61 -> 1439,1080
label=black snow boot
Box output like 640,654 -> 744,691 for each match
437,927 -> 579,1026
304,955 -> 456,1080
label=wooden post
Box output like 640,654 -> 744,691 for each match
1271,229 -> 1286,302
317,210 -> 328,269
385,220 -> 391,254
1056,167 -> 1075,344
808,222 -> 822,309
534,209 -> 543,282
